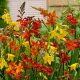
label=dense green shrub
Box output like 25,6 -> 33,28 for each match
0,0 -> 9,28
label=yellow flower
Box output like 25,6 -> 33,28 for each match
50,26 -> 67,41
43,53 -> 54,65
2,10 -> 12,24
14,26 -> 19,31
22,41 -> 29,48
70,63 -> 78,71
48,45 -> 57,54
7,54 -> 15,61
12,22 -> 20,31
0,57 -> 8,69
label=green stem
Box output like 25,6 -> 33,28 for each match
2,69 -> 5,80
75,29 -> 76,39
63,63 -> 64,75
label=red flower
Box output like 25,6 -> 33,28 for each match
31,29 -> 40,36
20,25 -> 26,30
65,40 -> 78,51
31,40 -> 39,48
47,11 -> 58,25
31,48 -> 39,57
66,12 -> 78,25
59,51 -> 70,63
16,73 -> 21,80
69,29 -> 76,35
9,40 -> 15,48
22,30 -> 30,41
31,20 -> 41,35
5,62 -> 16,77
32,20 -> 41,29
30,40 -> 40,57
17,18 -> 23,23
22,54 -> 54,76
51,42 -> 59,48
13,44 -> 21,52
1,35 -> 7,42
39,41 -> 47,50
18,18 -> 31,30
23,64 -> 31,69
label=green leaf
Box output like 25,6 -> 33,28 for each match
40,24 -> 48,34
55,57 -> 60,64
56,18 -> 62,24
76,27 -> 80,35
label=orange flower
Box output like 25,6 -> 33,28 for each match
40,8 -> 49,17
47,11 -> 58,25
65,40 -> 78,51
31,48 -> 39,57
13,31 -> 21,38
6,62 -> 24,80
39,41 -> 47,50
32,7 -> 49,17
15,63 -> 24,74
13,44 -> 21,52
1,35 -> 7,42
9,40 -> 15,48
5,62 -> 16,77
31,40 -> 39,48
15,63 -> 24,80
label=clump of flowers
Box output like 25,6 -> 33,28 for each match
0,2 -> 80,80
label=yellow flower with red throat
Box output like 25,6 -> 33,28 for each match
43,53 -> 54,65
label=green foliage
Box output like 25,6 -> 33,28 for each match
0,0 -> 9,28
40,24 -> 48,35
76,26 -> 80,35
